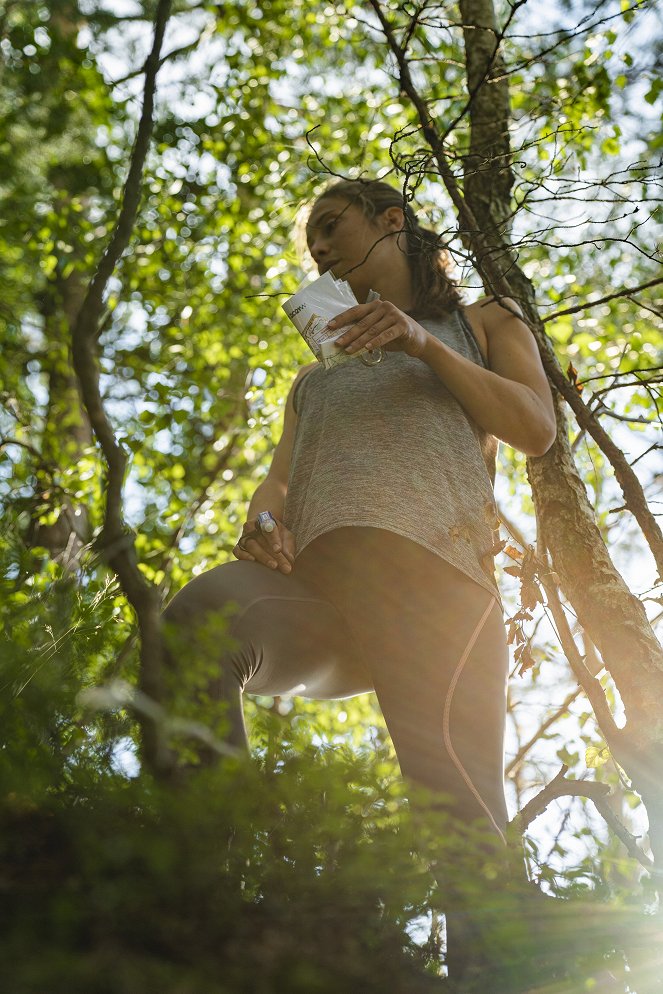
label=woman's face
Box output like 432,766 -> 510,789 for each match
305,196 -> 405,296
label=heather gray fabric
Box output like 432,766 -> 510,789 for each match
285,309 -> 501,599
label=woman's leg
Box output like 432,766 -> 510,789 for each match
162,558 -> 372,752
371,582 -> 508,840
359,544 -> 508,983
167,528 -> 509,829
296,526 -> 509,837
296,527 -> 510,983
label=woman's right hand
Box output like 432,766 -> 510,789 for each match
233,515 -> 296,574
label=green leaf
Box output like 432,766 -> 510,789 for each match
644,79 -> 662,105
585,745 -> 610,769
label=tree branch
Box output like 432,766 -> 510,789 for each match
511,765 -> 609,831
543,356 -> 663,580
70,0 -> 174,778
108,20 -> 214,88
543,276 -> 663,322
589,792 -> 655,873
511,765 -> 655,872
505,687 -> 582,777
590,404 -> 652,427
540,567 -> 622,750
368,0 -> 513,298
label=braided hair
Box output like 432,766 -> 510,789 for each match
312,179 -> 463,319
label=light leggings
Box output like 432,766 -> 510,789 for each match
163,526 -> 509,842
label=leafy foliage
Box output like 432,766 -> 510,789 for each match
0,536 -> 654,993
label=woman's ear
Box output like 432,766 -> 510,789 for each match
380,206 -> 406,232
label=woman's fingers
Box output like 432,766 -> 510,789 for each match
279,523 -> 296,565
350,325 -> 400,354
251,535 -> 285,570
337,314 -> 396,354
233,544 -> 255,562
233,518 -> 294,573
257,516 -> 297,569
339,316 -> 409,355
331,301 -> 427,358
258,517 -> 292,572
236,533 -> 280,570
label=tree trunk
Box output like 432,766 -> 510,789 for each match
457,0 -> 663,868
31,271 -> 92,566
458,0 -> 513,253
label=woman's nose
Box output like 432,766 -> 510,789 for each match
309,237 -> 328,266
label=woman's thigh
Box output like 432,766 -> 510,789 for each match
298,528 -> 509,837
370,590 -> 509,839
162,558 -> 372,700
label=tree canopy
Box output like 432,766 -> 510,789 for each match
1,1 -> 661,990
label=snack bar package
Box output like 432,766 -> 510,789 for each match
282,271 -> 380,370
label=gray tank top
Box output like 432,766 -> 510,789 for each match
284,309 -> 501,599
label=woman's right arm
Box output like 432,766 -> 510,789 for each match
234,363 -> 316,572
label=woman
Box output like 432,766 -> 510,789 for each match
163,179 -> 555,965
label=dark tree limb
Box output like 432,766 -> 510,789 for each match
538,563 -> 622,752
109,20 -> 214,88
511,765 -> 655,873
589,791 -> 656,874
368,0 -> 512,297
512,765 -> 608,830
544,276 -> 663,321
534,354 -> 663,582
70,0 -> 173,778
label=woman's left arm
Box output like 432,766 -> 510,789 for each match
418,297 -> 556,456
331,295 -> 556,456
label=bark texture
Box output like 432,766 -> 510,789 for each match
458,0 -> 514,253
32,271 -> 92,565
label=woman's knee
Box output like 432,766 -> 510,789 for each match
162,559 -> 292,693
164,560 -> 275,651
164,560 -> 252,623
161,562 -> 254,679
161,565 -> 255,718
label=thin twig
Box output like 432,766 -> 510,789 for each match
589,792 -> 656,872
109,20 -> 214,88
539,563 -> 622,751
543,276 -> 663,322
505,687 -> 582,776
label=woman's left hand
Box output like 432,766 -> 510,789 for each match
325,300 -> 430,359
